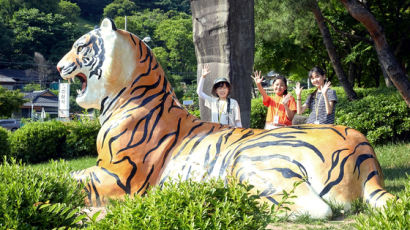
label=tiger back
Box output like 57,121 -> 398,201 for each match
57,18 -> 395,219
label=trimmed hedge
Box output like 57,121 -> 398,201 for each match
9,120 -> 68,163
65,120 -> 100,158
0,158 -> 86,229
335,87 -> 409,144
250,97 -> 267,129
7,120 -> 100,164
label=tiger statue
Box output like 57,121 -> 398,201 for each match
57,18 -> 394,219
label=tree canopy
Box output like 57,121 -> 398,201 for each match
254,0 -> 409,89
0,86 -> 26,117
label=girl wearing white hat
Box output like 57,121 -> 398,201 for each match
196,64 -> 242,127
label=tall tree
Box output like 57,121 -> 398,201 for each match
340,0 -> 410,107
308,0 -> 358,100
191,0 -> 254,127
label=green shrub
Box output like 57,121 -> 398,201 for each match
0,158 -> 86,229
9,120 -> 68,163
336,87 -> 409,144
65,120 -> 100,158
250,97 -> 267,129
90,179 -> 272,229
0,127 -> 10,158
354,175 -> 410,230
188,109 -> 200,118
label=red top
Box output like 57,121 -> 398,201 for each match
263,94 -> 297,126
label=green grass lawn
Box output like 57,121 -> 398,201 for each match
27,142 -> 409,229
31,142 -> 409,195
30,155 -> 96,171
374,142 -> 410,194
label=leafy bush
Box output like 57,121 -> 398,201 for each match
0,127 -> 10,158
9,120 -> 68,163
336,87 -> 409,144
91,179 -> 272,229
65,120 -> 100,158
0,158 -> 86,229
354,175 -> 410,230
250,97 -> 267,129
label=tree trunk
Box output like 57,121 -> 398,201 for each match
310,2 -> 358,100
380,59 -> 393,87
191,0 -> 254,127
340,0 -> 410,107
348,61 -> 356,87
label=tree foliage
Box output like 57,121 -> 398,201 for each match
57,0 -> 81,21
254,0 -> 410,89
9,8 -> 83,64
103,0 -> 139,19
0,86 -> 26,117
113,9 -> 196,85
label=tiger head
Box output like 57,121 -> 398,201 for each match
57,18 -> 147,110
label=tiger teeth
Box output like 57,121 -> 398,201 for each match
72,77 -> 76,83
77,89 -> 82,95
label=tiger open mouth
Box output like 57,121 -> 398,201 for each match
72,73 -> 87,96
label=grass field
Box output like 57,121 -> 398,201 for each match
29,142 -> 409,229
32,142 -> 409,194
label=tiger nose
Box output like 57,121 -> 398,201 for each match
56,65 -> 62,73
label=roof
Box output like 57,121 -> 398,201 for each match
23,90 -> 58,108
0,75 -> 16,83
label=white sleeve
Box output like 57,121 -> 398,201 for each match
234,100 -> 242,128
196,77 -> 213,102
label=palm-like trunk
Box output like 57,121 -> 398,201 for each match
340,0 -> 410,107
310,2 -> 358,100
191,0 -> 254,127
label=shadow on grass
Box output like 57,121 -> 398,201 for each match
382,167 -> 410,180
382,166 -> 409,194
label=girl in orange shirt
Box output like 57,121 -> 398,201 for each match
252,71 -> 297,129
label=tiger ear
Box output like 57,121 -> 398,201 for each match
100,18 -> 117,32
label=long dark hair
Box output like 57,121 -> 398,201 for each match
272,75 -> 288,95
307,66 -> 326,107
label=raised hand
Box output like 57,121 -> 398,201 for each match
251,70 -> 264,85
293,82 -> 304,97
282,93 -> 291,105
322,81 -> 331,95
202,64 -> 210,78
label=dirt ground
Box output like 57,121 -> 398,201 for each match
82,206 -> 357,229
266,217 -> 356,230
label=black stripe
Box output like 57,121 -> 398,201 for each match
102,87 -> 126,116
353,154 -> 375,179
130,34 -> 136,45
108,129 -> 127,162
325,149 -> 348,184
363,171 -> 378,188
90,173 -> 101,206
137,165 -> 154,194
366,189 -> 383,203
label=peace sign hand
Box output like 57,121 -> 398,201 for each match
322,81 -> 332,95
202,64 -> 210,78
251,70 -> 264,85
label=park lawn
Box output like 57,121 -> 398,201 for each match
374,142 -> 409,194
31,142 -> 409,196
29,142 -> 409,229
